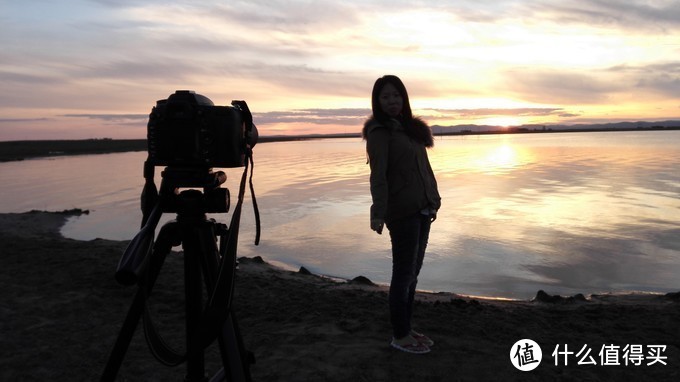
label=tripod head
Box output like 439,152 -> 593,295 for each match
115,163 -> 231,285
159,166 -> 231,215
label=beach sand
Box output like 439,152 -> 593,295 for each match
1,210 -> 679,381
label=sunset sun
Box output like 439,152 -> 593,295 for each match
479,117 -> 523,128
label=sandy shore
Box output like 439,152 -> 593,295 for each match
1,210 -> 679,381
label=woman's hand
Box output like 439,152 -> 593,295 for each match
371,218 -> 385,235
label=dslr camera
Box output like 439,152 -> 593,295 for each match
147,90 -> 258,168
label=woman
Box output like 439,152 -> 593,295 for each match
362,75 -> 441,354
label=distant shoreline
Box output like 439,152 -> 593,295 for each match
0,135 -> 359,162
0,136 -> 324,162
1,126 -> 678,162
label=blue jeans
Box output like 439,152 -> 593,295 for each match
386,212 -> 432,339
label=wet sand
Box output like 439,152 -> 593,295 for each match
1,210 -> 679,381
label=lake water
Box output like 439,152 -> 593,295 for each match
1,131 -> 679,299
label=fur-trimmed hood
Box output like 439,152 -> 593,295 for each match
362,116 -> 434,148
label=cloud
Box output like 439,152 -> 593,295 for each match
426,107 -> 564,118
454,0 -> 680,33
59,114 -> 148,129
0,70 -> 63,85
0,70 -> 66,109
198,1 -> 362,33
394,0 -> 680,31
607,62 -> 680,97
517,0 -> 680,32
0,117 -> 51,123
61,108 -> 371,128
76,60 -> 199,81
62,114 -> 148,122
235,63 -> 372,98
254,107 -> 572,127
254,108 -> 370,126
61,107 -> 578,130
2,1 -> 680,140
502,62 -> 680,106
502,68 -> 622,104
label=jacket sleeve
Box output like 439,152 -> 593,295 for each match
366,127 -> 390,221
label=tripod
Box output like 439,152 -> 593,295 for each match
101,164 -> 257,381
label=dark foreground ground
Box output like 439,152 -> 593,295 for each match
1,211 -> 679,381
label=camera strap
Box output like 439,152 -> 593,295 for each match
247,149 -> 261,246
231,99 -> 260,246
194,146 -> 259,347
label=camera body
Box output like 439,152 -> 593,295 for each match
147,90 -> 257,168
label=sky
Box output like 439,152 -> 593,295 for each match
1,0 -> 679,140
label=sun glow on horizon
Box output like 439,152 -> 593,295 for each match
479,117 -> 524,128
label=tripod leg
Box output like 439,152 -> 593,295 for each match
193,220 -> 252,381
183,221 -> 207,382
216,312 -> 252,382
101,223 -> 177,382
100,285 -> 147,381
197,221 -> 220,294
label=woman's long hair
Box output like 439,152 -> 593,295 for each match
367,75 -> 433,147
371,75 -> 413,123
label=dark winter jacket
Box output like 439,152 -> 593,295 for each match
363,117 -> 441,223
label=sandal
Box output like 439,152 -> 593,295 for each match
390,336 -> 431,354
410,330 -> 434,347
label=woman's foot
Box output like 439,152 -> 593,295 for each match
390,335 -> 430,354
410,330 -> 434,347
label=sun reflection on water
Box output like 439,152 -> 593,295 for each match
430,136 -> 537,178
1,131 -> 679,299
